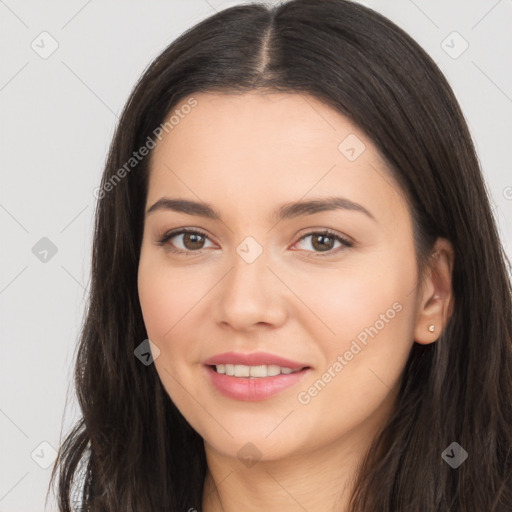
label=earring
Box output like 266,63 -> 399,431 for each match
428,324 -> 435,332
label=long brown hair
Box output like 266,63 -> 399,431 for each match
48,1 -> 512,510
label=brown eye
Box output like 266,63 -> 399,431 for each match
311,233 -> 336,252
158,229 -> 215,254
181,232 -> 206,250
294,230 -> 353,256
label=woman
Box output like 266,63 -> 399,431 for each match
48,0 -> 512,510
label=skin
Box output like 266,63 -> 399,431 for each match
137,91 -> 454,512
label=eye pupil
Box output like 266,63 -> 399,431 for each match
184,233 -> 205,250
312,234 -> 334,252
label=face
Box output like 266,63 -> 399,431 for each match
137,91 -> 422,464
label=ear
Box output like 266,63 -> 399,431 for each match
414,238 -> 455,345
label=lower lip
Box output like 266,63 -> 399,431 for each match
204,365 -> 310,401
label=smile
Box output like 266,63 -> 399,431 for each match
213,363 -> 302,378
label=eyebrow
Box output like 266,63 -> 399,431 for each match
145,196 -> 376,223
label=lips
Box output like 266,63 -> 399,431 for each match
203,351 -> 310,371
202,351 -> 312,401
204,365 -> 311,401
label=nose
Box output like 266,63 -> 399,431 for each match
212,247 -> 288,332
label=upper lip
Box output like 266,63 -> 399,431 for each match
203,352 -> 310,371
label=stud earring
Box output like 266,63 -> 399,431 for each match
428,324 -> 435,332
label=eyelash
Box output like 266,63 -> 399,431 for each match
157,227 -> 353,257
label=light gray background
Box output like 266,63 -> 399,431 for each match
1,1 -> 511,510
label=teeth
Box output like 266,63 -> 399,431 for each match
214,364 -> 301,378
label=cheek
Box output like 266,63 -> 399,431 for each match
290,253 -> 416,348
137,253 -> 203,343
137,250 -> 221,402
137,255 -> 205,411
292,306 -> 413,454
293,253 -> 417,423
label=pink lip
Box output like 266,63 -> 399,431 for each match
204,365 -> 311,401
203,351 -> 309,371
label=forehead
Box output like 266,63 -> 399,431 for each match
146,91 -> 409,227
152,91 -> 366,167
